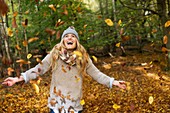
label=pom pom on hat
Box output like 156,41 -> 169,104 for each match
61,26 -> 79,40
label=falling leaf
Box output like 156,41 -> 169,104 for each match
113,104 -> 120,110
83,24 -> 88,29
121,36 -> 130,42
162,47 -> 168,53
13,12 -> 18,17
75,76 -> 80,82
16,59 -> 31,64
7,67 -> 14,76
92,55 -> 97,63
48,4 -> 56,11
56,30 -> 61,40
32,83 -> 39,94
62,65 -> 67,73
105,19 -> 114,26
118,19 -> 122,26
28,37 -> 39,43
27,53 -> 32,59
36,58 -> 43,64
22,40 -> 28,47
149,96 -> 154,104
15,45 -> 21,50
119,28 -> 124,35
115,42 -> 121,47
7,28 -> 13,37
55,20 -> 65,27
12,17 -> 18,28
45,28 -> 56,36
80,99 -> 85,105
163,35 -> 168,44
165,20 -> 170,27
21,19 -> 28,27
73,51 -> 82,57
63,9 -> 68,15
25,10 -> 29,14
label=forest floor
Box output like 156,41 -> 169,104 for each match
0,45 -> 170,113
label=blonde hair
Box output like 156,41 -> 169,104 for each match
50,39 -> 89,76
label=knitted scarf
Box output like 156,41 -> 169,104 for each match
59,49 -> 76,66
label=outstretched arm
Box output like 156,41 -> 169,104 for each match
2,76 -> 24,86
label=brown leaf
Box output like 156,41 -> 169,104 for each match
28,37 -> 39,43
15,45 -> 21,50
62,65 -> 67,73
55,20 -> 65,27
56,30 -> 61,40
45,28 -> 56,35
12,17 -> 18,28
163,35 -> 168,44
7,67 -> 14,76
22,40 -> 28,47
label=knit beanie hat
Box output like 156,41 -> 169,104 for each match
61,26 -> 79,40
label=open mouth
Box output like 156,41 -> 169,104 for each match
67,42 -> 73,45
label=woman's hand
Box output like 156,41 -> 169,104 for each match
2,76 -> 24,86
112,80 -> 126,89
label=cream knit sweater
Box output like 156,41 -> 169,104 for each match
21,51 -> 114,112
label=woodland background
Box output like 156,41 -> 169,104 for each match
0,0 -> 170,112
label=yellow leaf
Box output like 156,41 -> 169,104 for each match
73,51 -> 82,57
32,83 -> 39,94
105,19 -> 114,26
28,37 -> 39,43
49,4 -> 56,11
7,28 -> 13,37
165,20 -> 170,27
83,24 -> 88,29
13,12 -> 18,17
113,104 -> 120,110
36,58 -> 43,64
80,99 -> 85,105
22,40 -> 28,47
27,54 -> 32,59
25,10 -> 29,14
15,45 -> 21,50
115,42 -> 121,47
149,96 -> 154,104
7,67 -> 14,76
103,64 -> 111,69
92,55 -> 97,62
118,20 -> 122,26
163,35 -> 168,44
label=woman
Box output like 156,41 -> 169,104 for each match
2,26 -> 126,113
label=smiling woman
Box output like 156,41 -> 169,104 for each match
2,26 -> 126,113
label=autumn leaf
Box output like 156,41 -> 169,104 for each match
80,99 -> 85,105
163,35 -> 168,44
21,19 -> 28,27
105,19 -> 114,26
45,28 -> 56,35
55,20 -> 65,27
25,10 -> 29,14
7,28 -> 13,37
92,55 -> 97,63
32,83 -> 39,94
117,19 -> 122,26
36,58 -> 43,64
165,20 -> 170,27
83,24 -> 88,29
28,37 -> 39,43
73,51 -> 82,60
16,59 -> 31,64
102,63 -> 111,70
113,104 -> 120,110
15,45 -> 21,50
7,67 -> 14,76
75,76 -> 80,82
149,96 -> 154,104
62,65 -> 67,73
12,17 -> 18,28
27,53 -> 32,59
115,42 -> 121,47
162,47 -> 168,53
13,12 -> 18,17
48,4 -> 56,11
22,40 -> 28,47
56,30 -> 61,40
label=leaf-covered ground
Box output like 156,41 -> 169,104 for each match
0,51 -> 170,113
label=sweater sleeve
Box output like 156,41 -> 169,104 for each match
21,52 -> 52,83
86,58 -> 114,88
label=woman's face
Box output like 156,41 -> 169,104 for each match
63,33 -> 78,50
